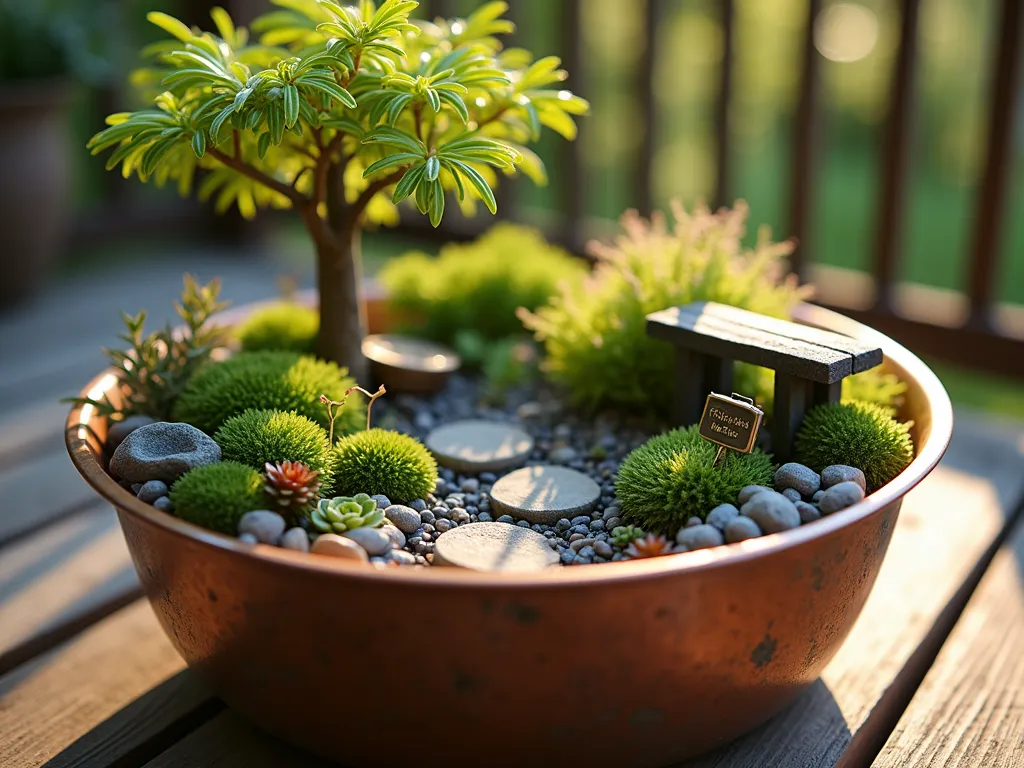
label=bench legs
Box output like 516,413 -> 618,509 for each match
673,349 -> 734,425
775,376 -> 843,462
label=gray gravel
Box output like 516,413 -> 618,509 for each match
136,480 -> 169,504
774,463 -> 821,497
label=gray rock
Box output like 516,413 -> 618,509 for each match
819,481 -> 866,514
560,549 -> 576,565
740,491 -> 800,534
593,540 -> 613,559
131,483 -> 144,494
738,485 -> 773,505
105,414 -> 156,452
706,504 -> 739,531
821,465 -> 867,493
109,422 -> 220,483
238,510 -> 286,545
602,505 -> 621,522
774,463 -> 821,497
434,518 -> 454,533
795,501 -> 821,524
152,496 -> 174,514
433,522 -> 559,572
781,488 -> 802,503
460,478 -> 480,494
578,545 -> 596,559
384,504 -> 422,534
238,532 -> 259,544
451,508 -> 471,524
724,516 -> 763,543
408,499 -> 427,512
685,516 -> 703,528
280,527 -> 310,552
419,510 -> 435,525
812,490 -> 825,504
311,533 -> 369,562
571,515 -> 591,527
385,549 -> 417,565
604,516 -> 621,530
548,445 -> 578,464
342,527 -> 394,556
676,524 -> 725,550
136,480 -> 169,504
381,524 -> 407,550
371,494 -> 392,510
477,511 -> 493,522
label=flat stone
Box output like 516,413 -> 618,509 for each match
488,466 -> 600,525
426,420 -> 534,473
109,422 -> 221,483
432,522 -> 559,572
311,533 -> 369,562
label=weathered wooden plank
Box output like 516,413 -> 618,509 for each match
647,306 -> 855,383
0,449 -> 101,545
0,601 -> 188,768
0,505 -> 140,672
0,400 -> 69,469
144,710 -> 331,768
676,413 -> 1024,767
874,519 -> 1024,767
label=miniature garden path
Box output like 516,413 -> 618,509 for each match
1,265 -> 1023,767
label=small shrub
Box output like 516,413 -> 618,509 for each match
311,494 -> 384,534
235,303 -> 318,354
169,461 -> 265,534
794,401 -> 914,491
215,409 -> 335,492
520,201 -> 809,416
172,351 -> 361,437
333,428 -> 437,503
616,425 -> 774,533
380,223 -> 587,346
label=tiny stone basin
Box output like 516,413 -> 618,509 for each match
65,302 -> 952,767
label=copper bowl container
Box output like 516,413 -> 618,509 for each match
66,303 -> 952,767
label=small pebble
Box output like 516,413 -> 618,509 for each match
381,524 -> 407,549
738,485 -> 773,505
496,515 -> 514,525
131,483 -> 144,494
477,512 -> 493,522
435,519 -> 454,533
589,519 -> 606,532
570,515 -> 591,527
451,508 -> 472,524
311,533 -> 369,562
280,527 -> 310,552
371,494 -> 392,510
560,550 -> 576,565
740,491 -> 800,534
685,517 -> 702,528
605,516 -> 621,530
385,549 -> 417,565
408,499 -> 427,512
819,481 -> 866,514
342,527 -> 393,556
706,504 -> 739,531
568,533 -> 585,543
238,532 -> 259,544
384,505 -> 421,534
578,545 -> 595,559
676,524 -> 725,550
153,496 -> 174,513
781,488 -> 802,503
812,490 -> 825,504
593,540 -> 613,558
238,510 -> 286,545
555,518 -> 571,531
821,465 -> 867,493
432,506 -> 450,520
548,445 -> 578,464
136,480 -> 169,504
795,501 -> 821,524
460,478 -> 480,494
724,516 -> 763,543
774,463 -> 821,497
570,537 -> 595,552
516,520 -> 531,529
419,510 -> 435,525
602,505 -> 621,522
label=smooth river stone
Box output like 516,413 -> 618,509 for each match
432,522 -> 559,572
426,420 -> 534,473
488,466 -> 600,525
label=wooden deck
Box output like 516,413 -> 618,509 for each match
1,258 -> 1023,767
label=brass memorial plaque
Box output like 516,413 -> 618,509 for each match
698,393 -> 763,454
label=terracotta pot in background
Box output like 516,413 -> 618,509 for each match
66,302 -> 953,767
0,80 -> 71,310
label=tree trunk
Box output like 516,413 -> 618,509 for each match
303,204 -> 370,385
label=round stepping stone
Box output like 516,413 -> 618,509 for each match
426,420 -> 533,473
489,466 -> 600,525
362,334 -> 461,394
433,522 -> 559,572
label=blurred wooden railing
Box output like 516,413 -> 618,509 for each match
81,0 -> 1024,378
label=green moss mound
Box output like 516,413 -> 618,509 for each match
616,425 -> 774,533
795,400 -> 914,492
380,222 -> 586,345
169,461 -> 266,534
521,202 -> 808,416
172,351 -> 360,437
333,428 -> 437,502
214,409 -> 335,490
235,303 -> 318,354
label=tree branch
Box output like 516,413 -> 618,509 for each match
207,146 -> 308,207
352,167 -> 409,220
314,132 -> 345,209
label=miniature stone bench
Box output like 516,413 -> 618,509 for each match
646,301 -> 883,461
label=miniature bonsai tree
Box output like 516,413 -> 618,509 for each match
87,0 -> 588,382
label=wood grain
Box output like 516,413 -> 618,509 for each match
0,449 -> 101,544
674,418 -> 1024,767
873,519 -> 1024,767
0,601 -> 187,768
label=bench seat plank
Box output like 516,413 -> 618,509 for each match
873,517 -> 1024,767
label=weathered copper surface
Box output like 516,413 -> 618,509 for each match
65,304 -> 952,767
